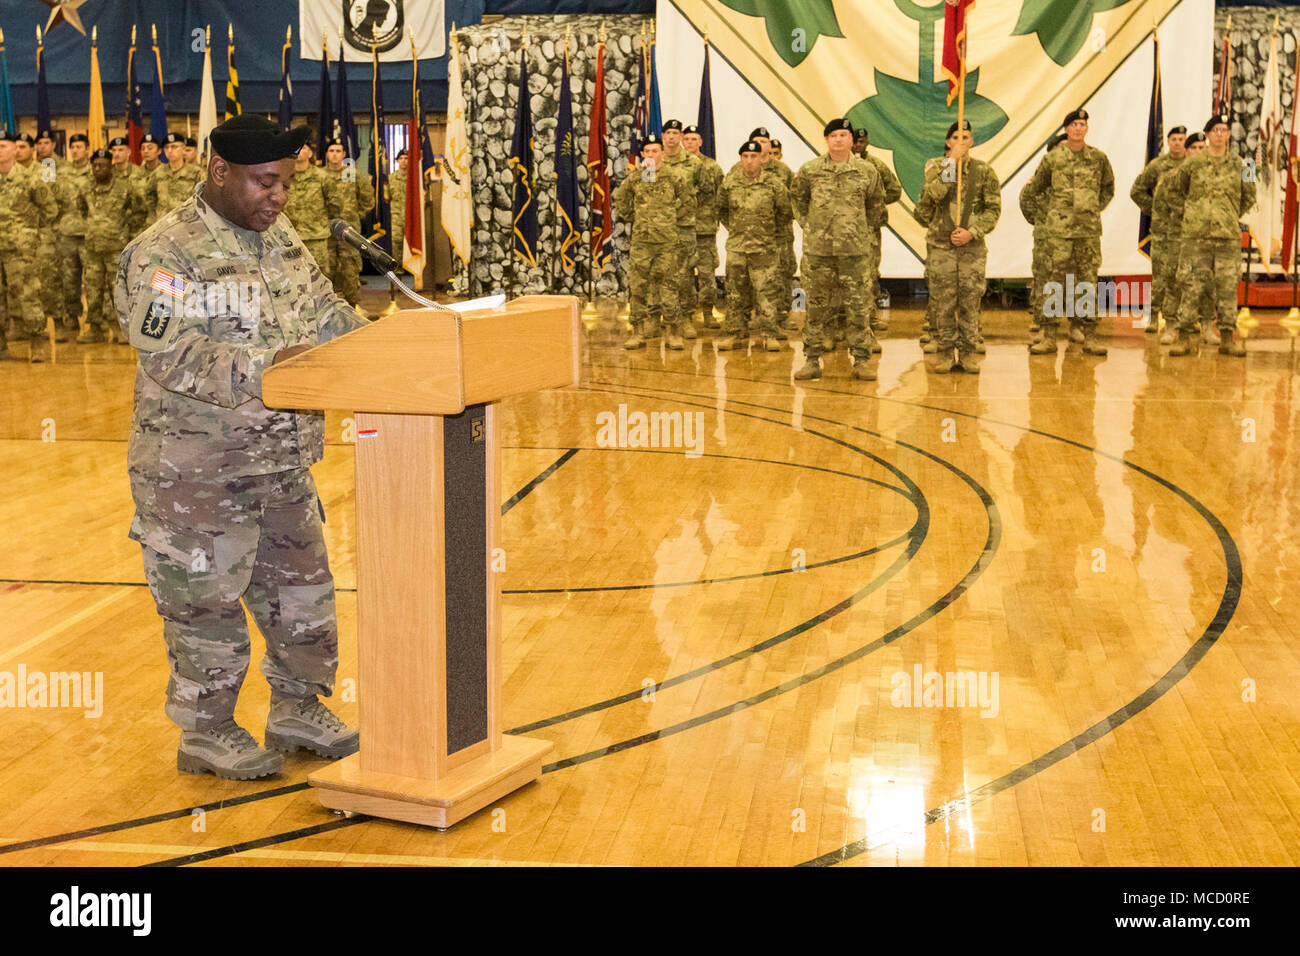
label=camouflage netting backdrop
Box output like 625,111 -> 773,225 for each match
454,14 -> 652,299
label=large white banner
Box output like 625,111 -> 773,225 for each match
299,0 -> 446,62
658,0 -> 1212,279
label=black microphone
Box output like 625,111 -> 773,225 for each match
330,219 -> 396,271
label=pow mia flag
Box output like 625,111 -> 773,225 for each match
298,0 -> 446,62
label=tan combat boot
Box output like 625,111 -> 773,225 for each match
958,352 -> 981,373
665,325 -> 685,350
178,718 -> 284,779
1218,335 -> 1246,357
932,350 -> 956,373
1168,329 -> 1195,356
851,359 -> 877,381
265,695 -> 359,759
1082,330 -> 1108,355
793,357 -> 821,381
1029,326 -> 1057,354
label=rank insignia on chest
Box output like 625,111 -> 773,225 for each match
140,301 -> 171,340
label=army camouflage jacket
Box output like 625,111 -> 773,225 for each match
0,162 -> 58,247
285,164 -> 346,242
613,165 -> 693,244
77,176 -> 142,252
115,163 -> 154,237
791,153 -> 886,256
660,150 -> 701,235
52,159 -> 92,237
325,165 -> 376,228
389,168 -> 407,234
718,166 -> 792,254
1130,152 -> 1187,239
691,154 -> 724,235
154,163 -> 204,220
863,153 -> 902,229
114,184 -> 367,482
1021,143 -> 1115,238
1166,150 -> 1255,241
914,155 -> 1001,245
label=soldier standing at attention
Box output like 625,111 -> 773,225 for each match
110,135 -> 153,239
15,132 -> 60,343
114,116 -> 365,780
1165,114 -> 1252,357
753,127 -> 797,318
614,134 -> 692,350
139,133 -> 163,175
683,125 -> 724,330
323,138 -> 376,307
1155,131 -> 1206,345
0,131 -> 57,362
184,137 -> 199,165
14,133 -> 35,169
389,149 -> 408,271
659,120 -> 702,340
1019,132 -> 1067,346
852,127 -> 902,339
76,149 -> 140,343
791,118 -> 886,381
914,121 -> 1001,374
54,133 -> 93,340
1020,108 -> 1115,355
716,140 -> 790,352
284,141 -> 344,271
1131,124 -> 1187,335
154,132 -> 203,219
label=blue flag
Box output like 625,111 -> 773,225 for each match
0,36 -> 15,135
126,37 -> 144,161
36,41 -> 49,135
1139,31 -> 1163,261
316,45 -> 333,162
648,42 -> 662,138
363,46 -> 391,255
555,45 -> 580,273
697,42 -> 716,160
150,41 -> 168,156
630,41 -> 648,166
508,45 -> 538,269
335,41 -> 359,161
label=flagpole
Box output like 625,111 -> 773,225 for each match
584,23 -> 605,321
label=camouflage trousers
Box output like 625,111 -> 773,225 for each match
0,245 -> 47,337
57,234 -> 85,321
694,233 -> 719,313
629,239 -> 682,332
724,248 -> 782,337
1149,236 -> 1179,323
1175,238 -> 1238,333
80,241 -> 124,334
802,252 -> 873,361
38,233 -> 63,322
927,241 -> 986,353
304,238 -> 329,273
1161,239 -> 1185,326
328,237 -> 363,306
131,468 -> 340,731
674,230 -> 697,320
867,228 -> 885,330
780,226 -> 796,303
1028,231 -> 1049,325
1040,236 -> 1101,330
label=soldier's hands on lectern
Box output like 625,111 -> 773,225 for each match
273,344 -> 312,365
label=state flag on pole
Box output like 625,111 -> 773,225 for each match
0,30 -> 15,136
942,0 -> 974,105
697,40 -> 716,159
629,40 -> 648,166
403,33 -> 426,285
36,30 -> 50,134
362,45 -> 391,254
198,29 -> 219,157
555,41 -> 580,272
1283,53 -> 1300,273
1246,25 -> 1282,273
316,37 -> 333,162
442,28 -> 472,266
126,30 -> 143,162
508,44 -> 538,268
278,27 -> 293,131
1138,29 -> 1163,261
225,25 -> 241,121
149,31 -> 167,150
587,38 -> 613,270
88,32 -> 106,151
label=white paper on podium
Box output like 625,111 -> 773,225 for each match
447,294 -> 507,313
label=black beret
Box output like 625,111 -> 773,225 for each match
90,148 -> 110,161
683,124 -> 699,135
324,137 -> 343,148
853,127 -> 868,139
210,116 -> 312,165
1064,108 -> 1089,126
738,140 -> 762,155
947,119 -> 973,138
1167,125 -> 1187,137
35,129 -> 53,141
141,133 -> 160,145
823,118 -> 853,137
164,132 -> 184,145
749,126 -> 770,139
641,132 -> 663,148
663,119 -> 683,131
185,137 -> 197,148
109,136 -> 128,148
770,138 -> 782,148
1204,113 -> 1230,132
17,133 -> 34,145
396,148 -> 408,158
68,133 -> 89,145
0,130 -> 16,142
1185,131 -> 1206,147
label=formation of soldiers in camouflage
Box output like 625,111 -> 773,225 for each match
321,138 -> 376,307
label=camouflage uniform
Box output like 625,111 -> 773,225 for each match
791,153 -> 886,362
717,165 -> 791,340
1018,175 -> 1050,329
691,153 -> 724,319
17,158 -> 62,331
114,184 -> 367,731
1130,151 -> 1187,325
153,162 -> 203,220
77,176 -> 140,338
1165,150 -> 1255,334
765,158 -> 797,303
857,153 -> 900,332
1020,143 -> 1115,338
325,165 -> 376,306
661,150 -> 702,326
285,163 -> 345,271
0,162 -> 57,341
614,164 -> 692,338
389,167 -> 406,271
55,159 -> 93,326
115,161 -> 155,238
914,155 -> 1001,358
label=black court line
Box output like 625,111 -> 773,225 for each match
143,816 -> 370,867
143,386 -> 997,864
599,373 -> 1243,867
502,448 -> 579,514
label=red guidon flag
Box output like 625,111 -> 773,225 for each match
1283,52 -> 1300,272
403,36 -> 427,285
942,0 -> 975,105
588,38 -> 613,270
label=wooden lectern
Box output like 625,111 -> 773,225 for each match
261,295 -> 580,828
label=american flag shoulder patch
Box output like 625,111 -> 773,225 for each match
149,268 -> 190,299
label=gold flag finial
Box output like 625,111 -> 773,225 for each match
151,23 -> 157,45
0,27 -> 6,45
131,24 -> 136,46
92,24 -> 97,46
228,22 -> 233,44
36,24 -> 42,45
286,25 -> 291,45
206,24 -> 211,46
600,21 -> 606,43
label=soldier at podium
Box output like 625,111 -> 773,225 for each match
114,115 -> 366,780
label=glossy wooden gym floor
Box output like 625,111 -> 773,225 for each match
2,295 -> 1297,867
